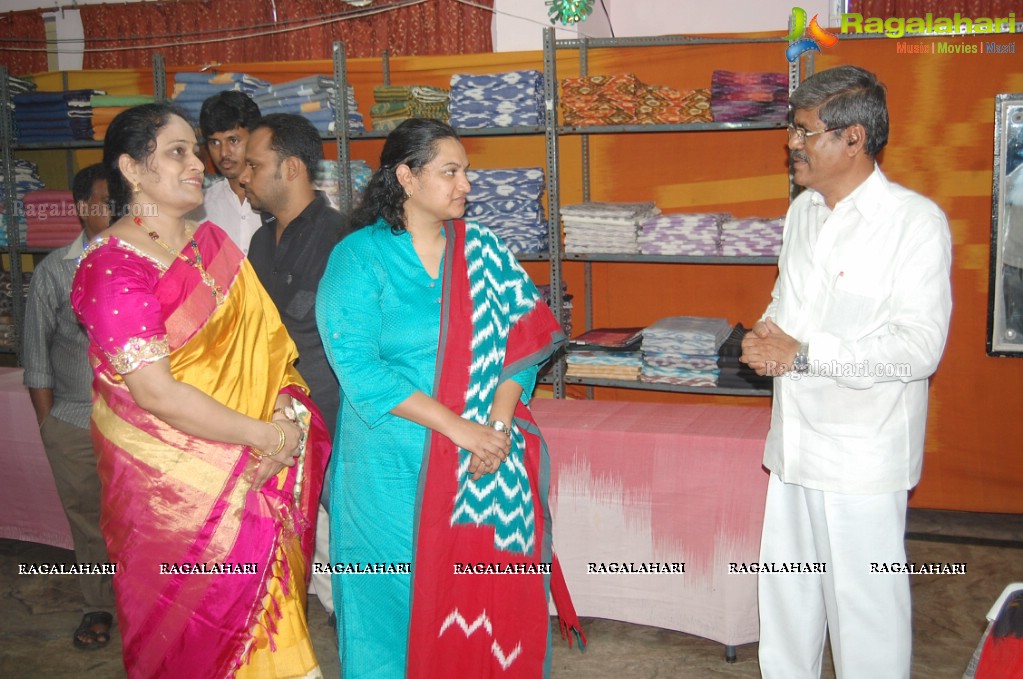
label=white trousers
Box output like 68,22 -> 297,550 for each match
758,472 -> 912,679
309,504 -> 334,615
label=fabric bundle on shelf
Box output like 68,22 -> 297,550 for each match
466,167 -> 547,254
716,323 -> 773,390
719,216 -> 784,257
170,71 -> 270,122
710,70 -> 788,123
314,159 -> 373,211
5,74 -> 36,96
91,94 -> 157,140
251,76 -> 364,134
370,85 -> 449,132
0,270 -> 31,348
560,73 -> 713,126
637,212 -> 726,256
12,90 -> 98,142
448,69 -> 544,129
22,190 -> 81,248
566,349 -> 643,381
640,316 -> 732,386
562,201 -> 659,255
0,159 -> 46,246
536,284 -> 573,339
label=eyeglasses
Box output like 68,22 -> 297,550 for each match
786,125 -> 844,144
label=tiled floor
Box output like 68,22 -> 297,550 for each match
1,509 -> 1021,678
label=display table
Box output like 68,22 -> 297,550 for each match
531,398 -> 771,651
0,368 -> 73,550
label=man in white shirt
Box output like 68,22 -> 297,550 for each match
189,91 -> 263,254
741,65 -> 952,678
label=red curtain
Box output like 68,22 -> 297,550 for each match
79,0 -> 494,70
848,1 -> 1022,18
0,10 -> 48,76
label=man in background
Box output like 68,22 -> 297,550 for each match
741,65 -> 952,678
190,91 -> 263,254
23,163 -> 115,651
241,113 -> 348,622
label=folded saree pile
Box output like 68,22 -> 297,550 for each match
638,212 -> 726,256
560,73 -> 713,126
22,190 -> 81,247
5,73 -> 36,96
710,70 -> 788,123
640,316 -> 732,386
566,349 -> 642,380
536,283 -> 574,338
0,159 -> 46,245
562,201 -> 659,255
466,167 -> 547,254
719,216 -> 784,256
314,159 -> 373,210
370,85 -> 449,131
0,270 -> 31,347
716,323 -> 773,390
91,94 -> 157,140
449,69 -> 544,128
13,90 -> 98,142
171,71 -> 271,122
252,75 -> 365,134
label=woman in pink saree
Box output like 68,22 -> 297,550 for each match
71,103 -> 328,678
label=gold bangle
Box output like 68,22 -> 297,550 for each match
267,421 -> 287,456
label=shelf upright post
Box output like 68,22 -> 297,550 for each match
544,26 -> 567,398
333,41 -> 353,218
382,49 -> 391,86
0,65 -> 26,362
153,53 -> 167,102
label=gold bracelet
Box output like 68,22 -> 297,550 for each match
267,421 -> 287,456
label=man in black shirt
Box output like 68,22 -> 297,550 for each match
241,113 -> 349,621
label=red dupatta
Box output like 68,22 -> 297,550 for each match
406,219 -> 584,678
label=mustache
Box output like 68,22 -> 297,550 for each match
791,151 -> 808,163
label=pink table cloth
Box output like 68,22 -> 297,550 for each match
0,368 -> 73,550
532,398 -> 771,646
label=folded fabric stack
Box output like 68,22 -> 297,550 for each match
5,74 -> 36,96
371,85 -> 449,132
252,76 -> 364,135
465,167 -> 547,254
536,284 -> 573,339
22,190 -> 81,248
314,159 -> 373,211
710,71 -> 788,123
13,90 -> 98,142
449,69 -> 544,129
560,73 -> 713,126
638,212 -> 725,256
171,72 -> 270,123
0,270 -> 32,348
0,159 -> 46,246
91,94 -> 157,140
719,216 -> 784,257
566,350 -> 643,380
640,316 -> 732,386
716,323 -> 773,391
562,201 -> 659,255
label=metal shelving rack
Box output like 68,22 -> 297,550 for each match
0,57 -> 165,361
543,27 -> 799,398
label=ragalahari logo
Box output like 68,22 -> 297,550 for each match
786,7 -> 839,61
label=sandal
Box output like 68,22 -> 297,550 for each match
73,611 -> 113,650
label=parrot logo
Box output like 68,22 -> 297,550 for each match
786,7 -> 839,61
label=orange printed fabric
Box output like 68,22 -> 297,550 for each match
561,73 -> 711,126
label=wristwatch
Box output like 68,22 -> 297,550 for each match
488,420 -> 512,439
274,405 -> 298,422
793,342 -> 810,374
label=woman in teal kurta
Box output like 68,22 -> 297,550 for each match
316,120 -> 561,678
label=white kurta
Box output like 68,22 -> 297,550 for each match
762,166 -> 952,494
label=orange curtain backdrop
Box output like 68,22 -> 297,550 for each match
848,1 -> 1022,17
78,0 -> 493,70
0,9 -> 48,76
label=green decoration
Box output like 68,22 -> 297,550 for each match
546,0 -> 595,25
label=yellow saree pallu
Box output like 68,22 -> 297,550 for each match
72,224 -> 328,679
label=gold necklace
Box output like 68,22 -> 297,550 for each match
133,216 -> 225,303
